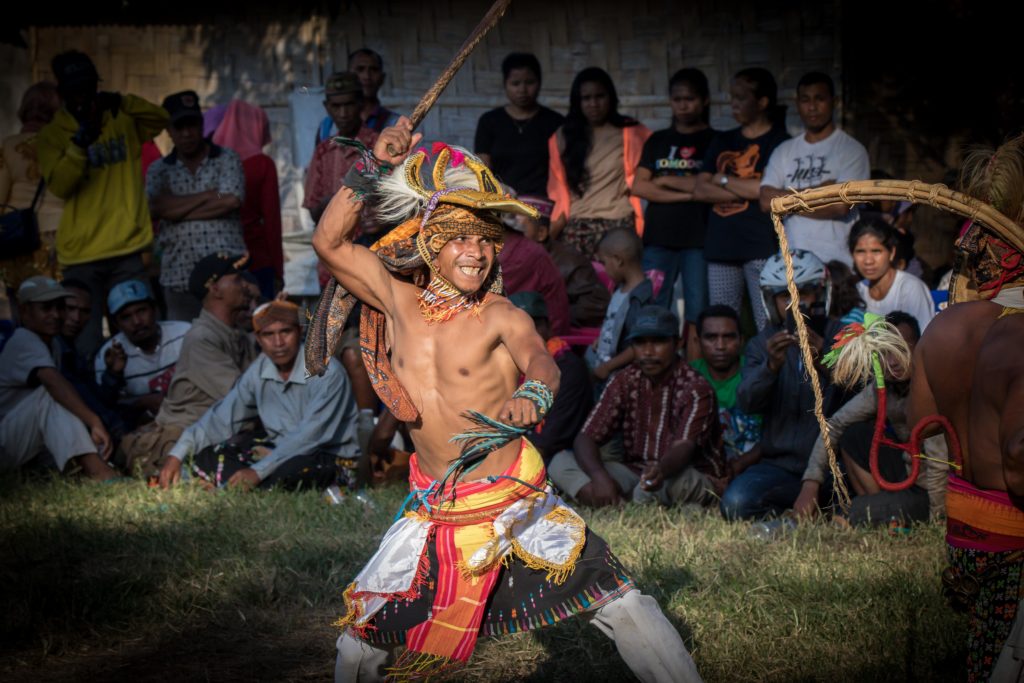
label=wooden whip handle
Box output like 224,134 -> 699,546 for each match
385,0 -> 512,157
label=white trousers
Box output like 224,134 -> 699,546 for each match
334,589 -> 703,683
0,386 -> 96,471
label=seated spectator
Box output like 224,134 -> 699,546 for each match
586,228 -> 654,383
118,254 -> 257,478
516,195 -> 609,328
0,277 -> 116,481
499,211 -> 570,336
550,306 -> 726,507
689,305 -> 762,477
95,279 -> 190,425
720,250 -> 846,520
59,278 -> 92,348
57,278 -> 130,438
508,291 -> 593,463
792,311 -> 940,524
849,217 -> 935,331
304,72 -> 379,224
158,300 -> 358,490
827,260 -> 866,325
147,90 -> 246,322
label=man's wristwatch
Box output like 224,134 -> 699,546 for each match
719,174 -> 729,187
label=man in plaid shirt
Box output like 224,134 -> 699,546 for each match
550,306 -> 726,507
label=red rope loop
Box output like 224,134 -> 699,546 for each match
869,388 -> 963,492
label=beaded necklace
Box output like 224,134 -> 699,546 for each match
417,274 -> 488,324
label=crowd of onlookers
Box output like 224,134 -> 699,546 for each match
0,46 -> 956,526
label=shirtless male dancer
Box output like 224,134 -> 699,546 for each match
313,119 -> 701,682
908,135 -> 1024,682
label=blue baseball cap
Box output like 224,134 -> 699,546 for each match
107,279 -> 153,315
625,305 -> 680,342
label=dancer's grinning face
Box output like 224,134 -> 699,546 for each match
436,235 -> 496,294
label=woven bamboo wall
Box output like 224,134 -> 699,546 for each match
24,0 -> 842,279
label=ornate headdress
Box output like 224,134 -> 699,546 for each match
306,142 -> 539,421
951,134 -> 1024,303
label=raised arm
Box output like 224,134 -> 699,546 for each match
311,120 -> 422,316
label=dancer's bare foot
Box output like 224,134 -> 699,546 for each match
76,452 -> 119,482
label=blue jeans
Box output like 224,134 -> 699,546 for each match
720,462 -> 803,521
642,245 -> 707,322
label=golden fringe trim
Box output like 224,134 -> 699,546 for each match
332,582 -> 362,632
999,306 -> 1024,318
386,649 -> 460,682
509,506 -> 587,586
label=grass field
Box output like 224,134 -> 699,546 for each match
0,473 -> 966,682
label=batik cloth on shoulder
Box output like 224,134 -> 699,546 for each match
335,439 -> 634,680
945,474 -> 1024,682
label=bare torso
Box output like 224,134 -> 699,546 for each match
386,279 -> 523,481
912,301 -> 1003,487
969,312 -> 1024,491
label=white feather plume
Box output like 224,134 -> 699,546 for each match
373,146 -> 488,226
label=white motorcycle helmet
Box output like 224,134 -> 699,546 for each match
758,249 -> 832,327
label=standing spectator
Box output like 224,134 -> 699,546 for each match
515,195 -> 609,328
118,254 -> 256,478
690,305 -> 762,477
695,68 -> 790,331
95,279 -> 190,423
548,67 -> 652,258
315,49 -> 399,144
720,250 -> 845,520
499,218 -> 571,336
849,218 -> 935,330
304,72 -> 379,224
36,51 -> 169,357
158,301 -> 359,491
212,100 -> 283,300
550,306 -> 725,507
0,276 -> 116,481
631,68 -> 716,326
147,91 -> 246,321
508,291 -> 593,463
0,82 -> 64,289
474,53 -> 565,196
760,72 -> 870,267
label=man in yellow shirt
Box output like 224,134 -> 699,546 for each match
36,50 -> 169,357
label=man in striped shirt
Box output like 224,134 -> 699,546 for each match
550,306 -> 726,507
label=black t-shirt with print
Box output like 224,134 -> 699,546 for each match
638,127 -> 716,250
702,125 -> 790,262
473,106 -> 565,196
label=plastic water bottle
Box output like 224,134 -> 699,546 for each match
353,490 -> 378,511
748,517 -> 797,541
323,484 -> 345,505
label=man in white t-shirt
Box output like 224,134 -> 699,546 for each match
0,277 -> 117,480
95,280 -> 191,424
760,72 -> 870,266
